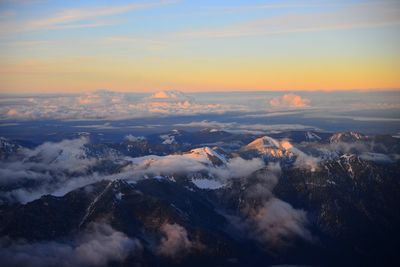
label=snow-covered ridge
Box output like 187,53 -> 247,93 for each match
187,146 -> 227,164
330,132 -> 365,143
0,137 -> 21,155
159,130 -> 183,145
126,146 -> 229,173
306,132 -> 321,141
242,136 -> 321,171
125,135 -> 146,142
192,178 -> 224,190
242,136 -> 295,158
160,134 -> 176,145
123,145 -> 261,189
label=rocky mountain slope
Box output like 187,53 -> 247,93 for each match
0,130 -> 399,266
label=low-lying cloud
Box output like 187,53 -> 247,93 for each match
157,223 -> 201,258
0,90 -> 241,120
0,222 -> 141,267
174,120 -> 319,134
240,163 -> 313,247
0,137 -> 108,203
251,198 -> 312,247
211,157 -> 265,181
0,138 -> 265,204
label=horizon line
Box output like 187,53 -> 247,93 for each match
1,88 -> 400,95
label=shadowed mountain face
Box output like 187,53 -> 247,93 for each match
0,129 -> 399,267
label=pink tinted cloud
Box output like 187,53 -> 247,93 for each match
157,223 -> 196,258
269,93 -> 310,108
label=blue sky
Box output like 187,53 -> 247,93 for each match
0,0 -> 399,92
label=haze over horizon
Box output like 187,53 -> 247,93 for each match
1,0 -> 400,93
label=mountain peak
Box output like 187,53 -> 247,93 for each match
242,136 -> 294,158
187,146 -> 226,165
330,131 -> 365,143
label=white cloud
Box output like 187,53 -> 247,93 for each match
0,138 -> 265,204
251,198 -> 312,247
0,1 -> 179,34
176,1 -> 400,39
0,137 -> 102,203
127,154 -> 209,176
24,137 -> 94,172
239,162 -> 313,247
0,90 -> 240,120
211,157 -> 265,181
293,152 -> 320,172
277,140 -> 320,171
145,90 -> 231,114
0,222 -> 141,267
0,137 -> 94,186
125,149 -> 265,181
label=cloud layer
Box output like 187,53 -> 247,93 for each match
0,138 -> 265,204
0,90 -> 241,120
1,91 -> 399,126
175,120 -> 319,134
0,222 -> 141,267
240,163 -> 313,247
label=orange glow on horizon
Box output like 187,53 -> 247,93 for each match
0,55 -> 399,93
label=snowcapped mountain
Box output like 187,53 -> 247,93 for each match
0,129 -> 399,267
159,129 -> 182,145
329,131 -> 365,143
242,136 -> 293,157
0,137 -> 22,159
241,136 -> 311,162
306,131 -> 322,141
185,147 -> 227,165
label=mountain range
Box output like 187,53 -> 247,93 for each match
0,129 -> 399,266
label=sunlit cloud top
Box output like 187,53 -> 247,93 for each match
0,0 -> 399,93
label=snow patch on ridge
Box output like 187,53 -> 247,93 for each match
192,178 -> 224,190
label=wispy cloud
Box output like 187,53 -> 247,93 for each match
210,1 -> 334,14
29,1 -> 174,28
97,1 -> 400,51
0,0 -> 179,34
176,1 -> 400,39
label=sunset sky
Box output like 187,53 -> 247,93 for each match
0,0 -> 399,93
